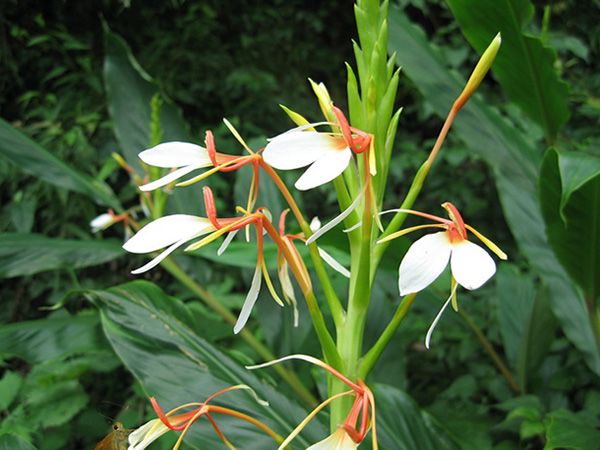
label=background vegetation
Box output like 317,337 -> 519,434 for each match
1,0 -> 599,449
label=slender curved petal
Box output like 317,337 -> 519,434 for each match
139,142 -> 212,168
450,240 -> 496,290
123,215 -> 214,254
233,264 -> 262,334
398,231 -> 452,295
140,164 -> 209,191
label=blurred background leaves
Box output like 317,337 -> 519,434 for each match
1,0 -> 599,449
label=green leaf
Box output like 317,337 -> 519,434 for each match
25,380 -> 88,428
388,7 -> 600,375
540,149 -> 600,301
0,312 -> 109,364
544,409 -> 600,450
375,384 -> 457,449
0,234 -> 124,279
0,119 -> 120,210
0,372 -> 23,411
103,27 -> 191,170
90,281 -> 326,449
103,26 -> 199,215
0,435 -> 37,450
446,0 -> 570,140
495,265 -> 556,391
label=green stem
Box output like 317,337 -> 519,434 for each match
458,308 -> 520,394
359,293 -> 416,378
159,257 -> 318,406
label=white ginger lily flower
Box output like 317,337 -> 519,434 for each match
123,214 -> 215,274
263,127 -> 352,190
307,428 -> 358,450
263,107 -> 372,191
379,202 -> 507,348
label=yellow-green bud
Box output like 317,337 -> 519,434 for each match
456,32 -> 501,109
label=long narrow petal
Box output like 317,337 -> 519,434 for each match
139,142 -> 211,168
233,264 -> 262,334
263,132 -> 344,170
217,230 -> 239,256
318,247 -> 350,278
295,146 -> 352,190
130,237 -> 189,274
306,188 -> 364,245
450,240 -> 496,290
398,231 -> 452,295
123,215 -> 214,253
139,164 -> 209,191
425,283 -> 459,349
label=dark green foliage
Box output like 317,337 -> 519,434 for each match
1,0 -> 600,449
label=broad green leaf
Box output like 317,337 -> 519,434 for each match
90,281 -> 326,449
446,0 -> 570,140
375,384 -> 457,450
0,435 -> 37,450
0,312 -> 109,364
495,265 -> 556,391
544,409 -> 600,450
0,119 -> 120,210
540,149 -> 600,302
25,380 -> 88,429
0,372 -> 22,411
103,28 -> 191,169
103,27 -> 199,215
388,7 -> 600,375
0,234 -> 124,279
516,286 -> 556,392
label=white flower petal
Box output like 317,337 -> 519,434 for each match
233,264 -> 262,334
306,188 -> 364,245
307,429 -> 358,450
90,213 -> 113,232
318,247 -> 350,278
309,216 -> 321,232
217,230 -> 239,256
425,283 -> 458,349
398,231 -> 452,295
450,240 -> 496,290
139,164 -> 207,191
128,419 -> 169,450
138,142 -> 211,168
263,132 -> 344,170
123,215 -> 214,253
295,146 -> 352,190
130,237 -> 188,274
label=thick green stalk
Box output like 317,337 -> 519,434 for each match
159,257 -> 318,406
359,293 -> 416,378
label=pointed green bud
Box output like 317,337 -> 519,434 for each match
309,78 -> 336,123
456,32 -> 501,109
